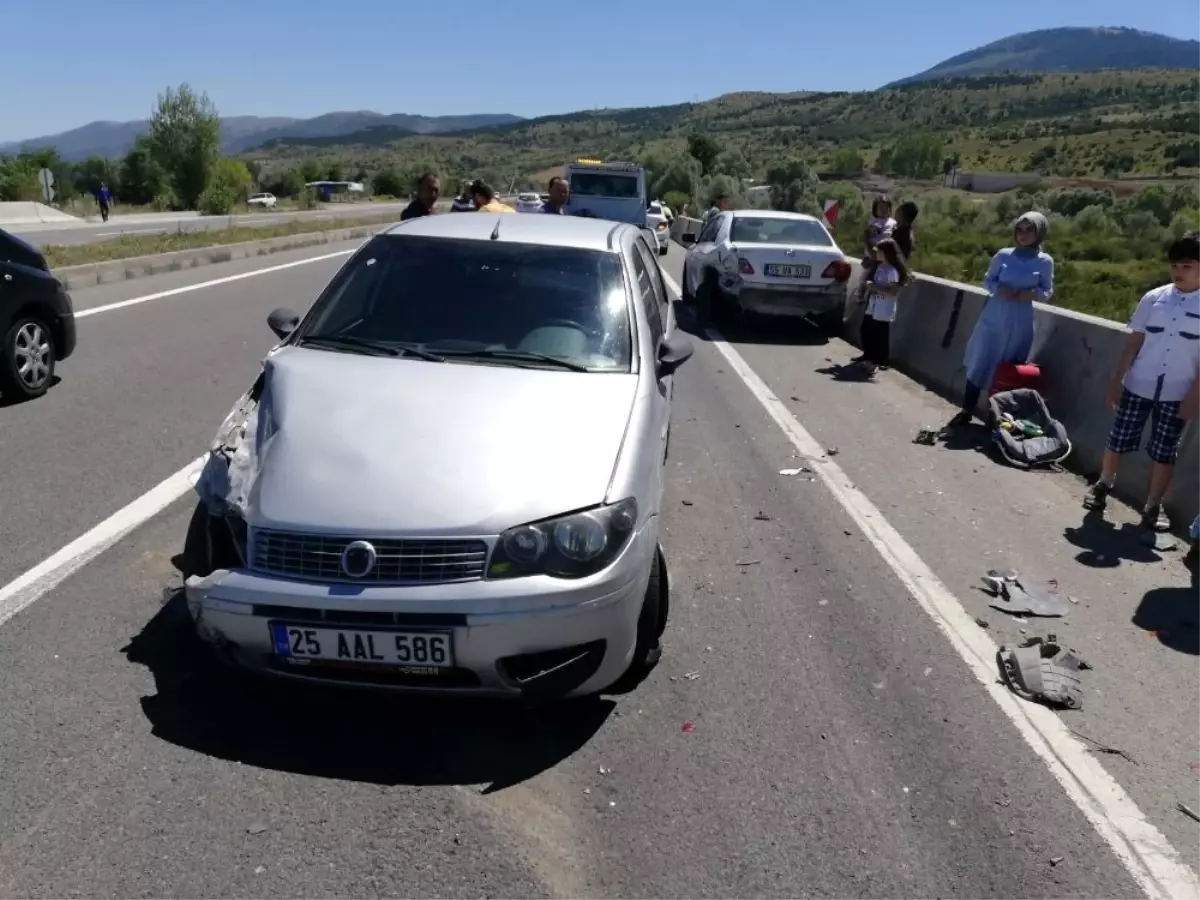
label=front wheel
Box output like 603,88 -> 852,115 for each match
0,315 -> 56,402
606,545 -> 667,693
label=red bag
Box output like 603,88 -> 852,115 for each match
990,362 -> 1042,397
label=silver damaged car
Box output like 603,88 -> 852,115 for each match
182,213 -> 694,700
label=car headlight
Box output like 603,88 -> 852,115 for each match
487,498 -> 638,580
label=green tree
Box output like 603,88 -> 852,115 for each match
118,135 -> 166,205
829,146 -> 865,176
687,134 -> 722,177
74,156 -> 116,194
147,83 -> 221,208
884,133 -> 945,178
326,160 -> 345,182
765,158 -> 819,213
372,168 -> 406,197
298,158 -> 326,184
197,157 -> 254,215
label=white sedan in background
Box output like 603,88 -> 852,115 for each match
679,209 -> 854,334
247,192 -> 278,209
645,201 -> 671,256
515,193 -> 543,213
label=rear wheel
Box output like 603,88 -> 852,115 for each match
0,314 -> 56,403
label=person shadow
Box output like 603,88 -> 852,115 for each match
1063,507 -> 1163,568
1132,581 -> 1200,655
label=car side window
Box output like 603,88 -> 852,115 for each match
629,243 -> 664,348
634,238 -> 671,328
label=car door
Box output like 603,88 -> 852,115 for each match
630,239 -> 672,463
685,214 -> 723,293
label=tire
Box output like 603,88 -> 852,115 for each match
658,244 -> 668,257
0,314 -> 56,403
180,501 -> 243,579
696,271 -> 719,325
606,544 -> 667,693
681,270 -> 695,305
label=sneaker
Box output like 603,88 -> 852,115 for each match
1082,481 -> 1111,510
1140,504 -> 1170,533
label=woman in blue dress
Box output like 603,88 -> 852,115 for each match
948,211 -> 1055,427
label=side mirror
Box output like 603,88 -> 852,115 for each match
656,333 -> 694,378
267,306 -> 301,340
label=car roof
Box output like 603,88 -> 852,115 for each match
382,212 -> 632,252
730,209 -> 823,224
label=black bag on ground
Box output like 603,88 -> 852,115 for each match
988,388 -> 1072,469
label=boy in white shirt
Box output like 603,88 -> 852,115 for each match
1083,231 -> 1200,532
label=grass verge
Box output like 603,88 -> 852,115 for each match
44,212 -> 403,268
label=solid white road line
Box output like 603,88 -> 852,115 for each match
95,228 -> 167,237
74,248 -> 356,320
656,266 -> 1198,900
0,456 -> 205,631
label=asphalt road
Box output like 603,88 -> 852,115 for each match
0,241 -> 1195,898
8,196 -> 521,248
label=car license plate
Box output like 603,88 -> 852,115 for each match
764,263 -> 811,278
270,623 -> 454,668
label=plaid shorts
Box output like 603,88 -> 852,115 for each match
1105,388 -> 1187,464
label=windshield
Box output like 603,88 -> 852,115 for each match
298,235 -> 633,371
731,217 -> 834,247
569,172 -> 640,198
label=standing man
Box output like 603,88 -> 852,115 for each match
449,181 -> 474,212
540,176 -> 569,214
703,192 -> 728,225
96,182 -> 113,222
470,179 -> 515,214
401,172 -> 440,220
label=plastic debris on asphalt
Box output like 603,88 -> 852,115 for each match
998,634 -> 1087,710
981,569 -> 1071,618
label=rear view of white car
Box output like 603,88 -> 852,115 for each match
645,202 -> 670,256
515,193 -> 543,213
680,210 -> 853,334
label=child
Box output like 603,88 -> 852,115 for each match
855,196 -> 896,299
856,238 -> 911,377
892,201 -> 919,260
1083,230 -> 1200,533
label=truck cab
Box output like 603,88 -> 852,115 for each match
563,159 -> 650,226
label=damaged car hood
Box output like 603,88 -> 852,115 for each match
200,347 -> 639,536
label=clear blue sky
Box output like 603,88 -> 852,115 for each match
3,0 -> 1197,142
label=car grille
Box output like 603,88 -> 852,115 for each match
249,529 -> 489,584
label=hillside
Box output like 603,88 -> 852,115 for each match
247,70 -> 1200,187
887,27 -> 1200,87
0,111 -> 524,161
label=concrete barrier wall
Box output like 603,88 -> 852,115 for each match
668,215 -> 1198,524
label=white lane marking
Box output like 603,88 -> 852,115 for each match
657,266 -> 1198,900
74,248 -> 355,320
0,456 -> 205,630
96,228 -> 166,237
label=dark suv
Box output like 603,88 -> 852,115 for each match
0,228 -> 76,402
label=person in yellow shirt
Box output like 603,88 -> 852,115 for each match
470,179 -> 516,213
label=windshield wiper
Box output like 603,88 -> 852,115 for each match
436,348 -> 590,372
299,335 -> 444,361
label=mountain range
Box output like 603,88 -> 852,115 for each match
887,26 -> 1199,87
0,112 -> 524,161
4,26 -> 1196,161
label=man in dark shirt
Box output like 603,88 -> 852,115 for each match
540,176 -> 569,214
400,172 -> 440,220
96,182 -> 112,222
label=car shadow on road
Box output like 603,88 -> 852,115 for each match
0,374 -> 62,408
123,590 -> 614,793
674,303 -> 830,347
